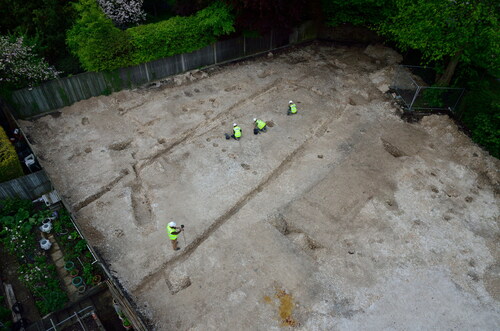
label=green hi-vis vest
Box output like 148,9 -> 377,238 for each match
234,126 -> 242,138
256,120 -> 266,130
167,225 -> 178,240
290,104 -> 297,113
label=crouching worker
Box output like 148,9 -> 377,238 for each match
167,222 -> 183,251
225,123 -> 242,140
253,118 -> 267,134
288,100 -> 297,115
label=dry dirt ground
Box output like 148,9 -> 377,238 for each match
20,42 -> 499,330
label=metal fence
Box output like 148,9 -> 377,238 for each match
392,65 -> 465,112
0,170 -> 52,200
10,22 -> 316,118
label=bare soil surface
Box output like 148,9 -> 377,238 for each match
20,42 -> 499,330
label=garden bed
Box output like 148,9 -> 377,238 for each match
0,198 -> 105,325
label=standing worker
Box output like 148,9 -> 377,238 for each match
232,123 -> 242,140
288,100 -> 297,115
167,222 -> 183,251
253,118 -> 267,134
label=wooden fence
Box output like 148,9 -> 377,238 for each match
0,170 -> 52,200
10,22 -> 316,118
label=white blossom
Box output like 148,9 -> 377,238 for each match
97,0 -> 146,28
0,35 -> 60,87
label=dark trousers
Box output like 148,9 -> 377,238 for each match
254,127 -> 267,134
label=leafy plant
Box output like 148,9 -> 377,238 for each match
0,199 -> 69,315
74,239 -> 87,254
0,296 -> 12,330
0,36 -> 61,89
67,0 -> 235,71
18,256 -> 68,315
82,263 -> 95,285
0,198 -> 33,217
0,126 -> 23,183
380,0 -> 500,85
322,0 -> 395,27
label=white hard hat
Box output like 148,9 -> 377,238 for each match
289,100 -> 293,104
253,118 -> 257,122
233,123 -> 237,127
168,222 -> 177,227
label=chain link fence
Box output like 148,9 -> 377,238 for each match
391,65 -> 465,113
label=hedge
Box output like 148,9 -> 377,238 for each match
0,126 -> 23,183
67,0 -> 235,71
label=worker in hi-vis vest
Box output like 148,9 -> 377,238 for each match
167,222 -> 183,251
232,123 -> 242,140
288,100 -> 297,115
253,118 -> 267,134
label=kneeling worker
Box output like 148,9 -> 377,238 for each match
253,118 -> 267,134
167,222 -> 183,251
232,123 -> 242,140
288,100 -> 297,115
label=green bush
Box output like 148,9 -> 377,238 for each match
0,126 -> 23,183
456,73 -> 500,158
67,0 -> 235,71
321,0 -> 395,27
66,0 -> 134,71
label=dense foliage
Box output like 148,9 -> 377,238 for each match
0,296 -> 12,330
67,0 -> 234,71
0,199 -> 104,316
0,126 -> 23,183
66,0 -> 135,71
128,1 -> 235,63
455,70 -> 500,158
0,0 -> 79,74
0,199 -> 68,315
380,0 -> 500,85
0,35 -> 60,88
321,0 -> 395,26
226,0 -> 308,33
97,0 -> 146,28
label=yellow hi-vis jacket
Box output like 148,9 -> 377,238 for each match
290,103 -> 297,113
256,120 -> 266,130
167,225 -> 179,240
233,126 -> 242,138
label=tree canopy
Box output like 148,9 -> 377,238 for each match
380,0 -> 499,84
0,35 -> 60,88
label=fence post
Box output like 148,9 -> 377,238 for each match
409,86 -> 421,111
213,43 -> 217,64
144,63 -> 150,83
181,53 -> 186,72
243,36 -> 246,55
452,88 -> 466,114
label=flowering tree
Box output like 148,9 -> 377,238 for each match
0,36 -> 60,88
97,0 -> 146,28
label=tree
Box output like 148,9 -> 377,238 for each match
0,35 -> 60,88
0,0 -> 78,71
226,0 -> 308,33
97,0 -> 146,28
321,0 -> 395,27
67,0 -> 135,71
380,0 -> 500,85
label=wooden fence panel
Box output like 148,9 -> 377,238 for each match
215,37 -> 244,63
182,45 -> 215,71
0,170 -> 52,200
245,33 -> 272,55
9,22 -> 317,118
